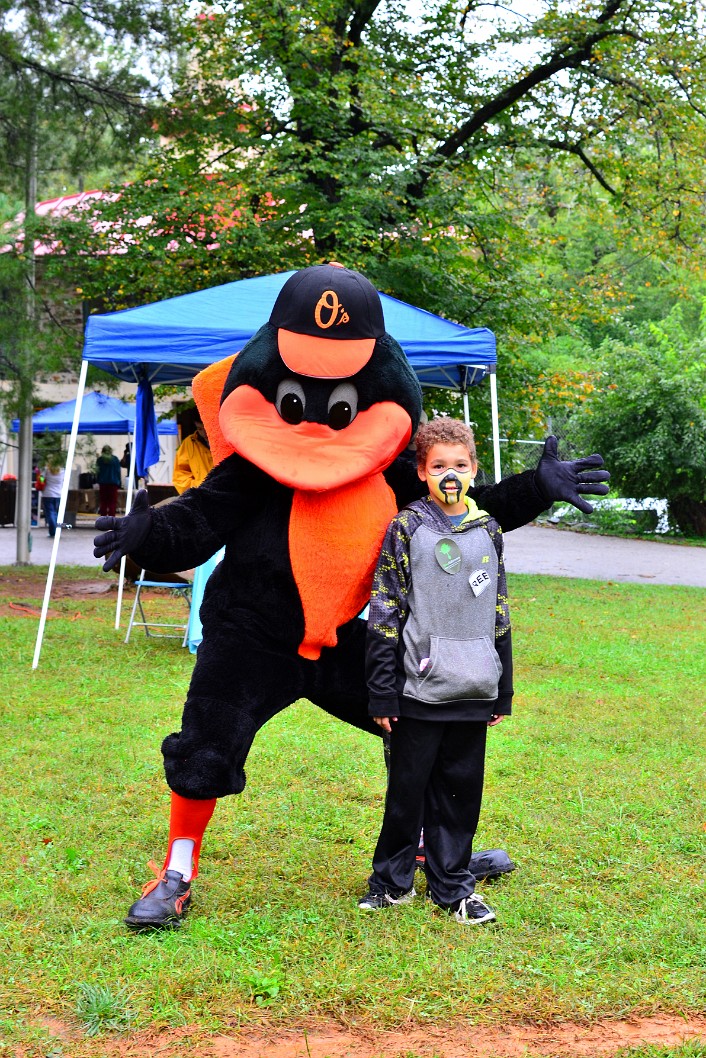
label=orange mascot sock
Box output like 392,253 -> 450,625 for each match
164,793 -> 217,879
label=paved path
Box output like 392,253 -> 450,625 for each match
503,524 -> 706,588
1,521 -> 705,588
0,522 -> 102,570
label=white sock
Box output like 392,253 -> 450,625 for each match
167,838 -> 194,882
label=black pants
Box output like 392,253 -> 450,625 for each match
369,717 -> 487,908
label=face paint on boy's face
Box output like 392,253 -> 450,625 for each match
428,468 -> 475,506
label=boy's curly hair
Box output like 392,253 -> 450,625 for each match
415,418 -> 476,470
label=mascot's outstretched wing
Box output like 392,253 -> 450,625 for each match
535,435 -> 610,514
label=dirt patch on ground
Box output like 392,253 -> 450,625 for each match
25,1013 -> 706,1058
1,573 -> 115,599
208,1016 -> 706,1058
3,575 -> 113,600
0,575 -> 117,619
55,579 -> 116,597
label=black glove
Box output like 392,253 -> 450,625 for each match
93,489 -> 152,572
535,436 -> 610,515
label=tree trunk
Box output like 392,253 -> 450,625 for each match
16,103 -> 38,565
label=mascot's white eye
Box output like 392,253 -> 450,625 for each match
276,379 -> 306,425
327,383 -> 358,431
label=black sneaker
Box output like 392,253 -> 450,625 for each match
124,861 -> 191,930
451,893 -> 496,925
358,887 -> 416,910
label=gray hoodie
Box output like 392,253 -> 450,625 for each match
366,495 -> 513,721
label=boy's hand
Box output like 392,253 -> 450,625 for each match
373,716 -> 397,734
488,714 -> 505,727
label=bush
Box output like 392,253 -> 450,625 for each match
569,336 -> 706,536
547,498 -> 663,535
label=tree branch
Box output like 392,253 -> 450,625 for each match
585,67 -> 655,108
407,0 -> 633,198
347,0 -> 384,47
461,1 -> 534,33
659,67 -> 706,119
0,49 -> 146,112
538,138 -> 618,194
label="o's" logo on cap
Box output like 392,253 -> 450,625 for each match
315,290 -> 350,329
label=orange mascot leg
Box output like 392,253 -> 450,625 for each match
164,793 -> 217,879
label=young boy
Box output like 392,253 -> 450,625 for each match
359,418 -> 512,924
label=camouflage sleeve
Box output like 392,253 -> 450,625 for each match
487,519 -> 510,639
365,508 -> 419,717
487,518 -> 513,713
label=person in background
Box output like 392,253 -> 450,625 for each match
172,416 -> 218,654
31,463 -> 40,526
173,417 -> 213,494
120,442 -> 140,489
96,445 -> 122,517
36,455 -> 65,537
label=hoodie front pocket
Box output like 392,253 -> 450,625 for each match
414,635 -> 501,703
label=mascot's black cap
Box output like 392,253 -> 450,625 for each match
269,263 -> 385,378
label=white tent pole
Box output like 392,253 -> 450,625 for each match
489,365 -> 502,484
32,359 -> 89,669
114,425 -> 137,629
461,384 -> 475,486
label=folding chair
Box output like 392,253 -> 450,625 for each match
125,570 -> 192,646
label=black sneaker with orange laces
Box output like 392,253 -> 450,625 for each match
124,861 -> 191,930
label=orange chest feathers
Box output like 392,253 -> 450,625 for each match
289,474 -> 397,660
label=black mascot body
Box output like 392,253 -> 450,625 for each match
94,264 -> 609,928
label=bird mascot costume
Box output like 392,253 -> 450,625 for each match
94,264 -> 609,928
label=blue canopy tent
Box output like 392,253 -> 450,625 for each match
82,270 -> 497,388
11,390 -> 178,435
33,272 -> 501,668
81,272 -> 501,479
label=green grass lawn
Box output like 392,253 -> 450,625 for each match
1,568 -> 705,1054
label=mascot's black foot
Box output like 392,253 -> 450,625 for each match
469,848 -> 516,882
124,862 -> 191,930
416,846 -> 516,881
